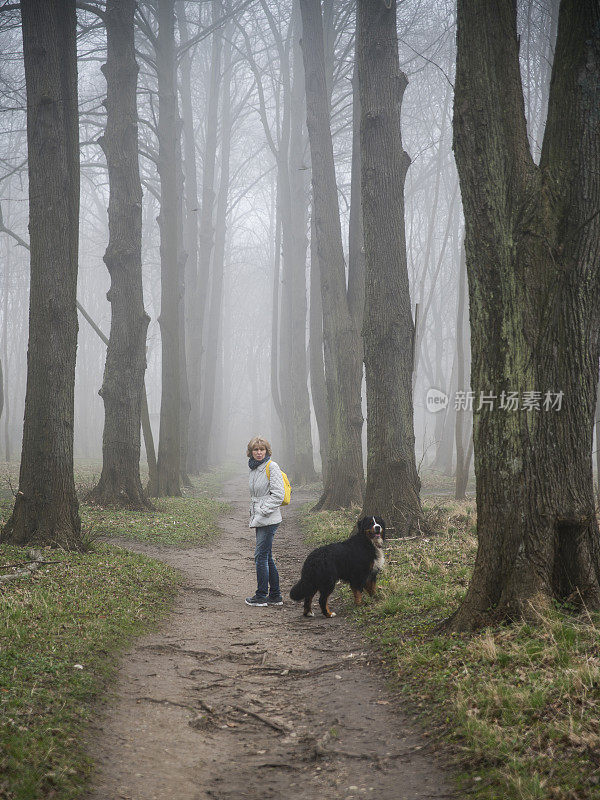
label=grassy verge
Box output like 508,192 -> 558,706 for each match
300,501 -> 600,800
0,494 -> 229,550
80,465 -> 233,547
80,495 -> 229,548
0,543 -> 178,800
0,463 -> 235,548
0,461 -> 234,798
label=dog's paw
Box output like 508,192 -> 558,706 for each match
329,611 -> 336,617
304,610 -> 315,617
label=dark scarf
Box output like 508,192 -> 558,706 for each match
248,454 -> 270,470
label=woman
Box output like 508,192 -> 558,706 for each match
246,435 -> 285,607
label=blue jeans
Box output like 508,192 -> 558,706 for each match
254,524 -> 280,598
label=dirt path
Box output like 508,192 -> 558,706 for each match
87,476 -> 455,800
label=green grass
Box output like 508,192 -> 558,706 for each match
0,543 -> 178,800
0,460 -> 235,798
79,467 -> 233,547
80,495 -> 229,547
300,500 -> 600,800
0,495 -> 228,549
0,463 -> 234,548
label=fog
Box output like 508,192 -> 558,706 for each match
0,0 -> 558,475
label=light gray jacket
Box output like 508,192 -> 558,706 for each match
248,459 -> 285,528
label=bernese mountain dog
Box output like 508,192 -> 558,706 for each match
290,516 -> 386,617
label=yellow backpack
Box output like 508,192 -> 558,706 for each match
265,460 -> 292,506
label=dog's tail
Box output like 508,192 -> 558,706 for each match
289,578 -> 308,601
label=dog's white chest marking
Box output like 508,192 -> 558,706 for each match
372,548 -> 385,572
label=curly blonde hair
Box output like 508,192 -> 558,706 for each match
246,436 -> 272,458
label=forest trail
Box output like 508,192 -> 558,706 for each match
86,476 -> 455,800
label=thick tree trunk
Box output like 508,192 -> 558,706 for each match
150,0 -> 182,497
189,0 -> 222,473
300,0 -> 364,509
446,0 -> 600,630
90,0 -> 151,510
2,0 -> 82,547
358,0 -> 425,537
198,20 -> 233,464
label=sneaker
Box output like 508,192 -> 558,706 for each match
267,595 -> 284,606
245,594 -> 268,607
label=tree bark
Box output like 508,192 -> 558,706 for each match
2,0 -> 82,547
150,0 -> 182,497
300,0 -> 364,509
446,0 -> 600,630
90,0 -> 151,510
357,0 -> 425,537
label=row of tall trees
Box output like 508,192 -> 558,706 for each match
3,0 -> 599,637
0,0 -> 434,546
0,0 -> 468,498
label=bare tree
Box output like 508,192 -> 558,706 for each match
446,0 -> 600,630
2,0 -> 82,547
150,0 -> 182,496
286,0 -> 316,482
358,0 -> 425,536
90,0 -> 151,509
300,0 -> 364,509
